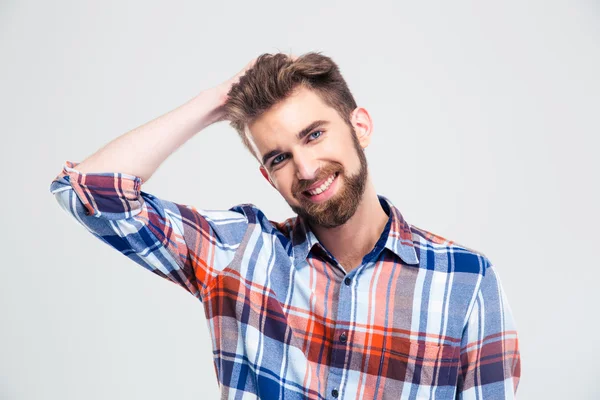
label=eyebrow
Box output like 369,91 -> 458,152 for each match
261,120 -> 330,166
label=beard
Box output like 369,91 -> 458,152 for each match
289,131 -> 368,229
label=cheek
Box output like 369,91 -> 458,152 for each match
342,141 -> 363,169
272,170 -> 301,201
272,172 -> 292,194
325,136 -> 354,162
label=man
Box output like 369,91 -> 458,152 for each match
50,52 -> 520,399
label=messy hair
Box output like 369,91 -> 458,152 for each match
223,52 -> 358,157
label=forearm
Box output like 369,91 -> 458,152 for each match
75,86 -> 227,183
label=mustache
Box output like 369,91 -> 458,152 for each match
292,163 -> 343,196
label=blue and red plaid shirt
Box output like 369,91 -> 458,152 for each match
50,161 -> 520,399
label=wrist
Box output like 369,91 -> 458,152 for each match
211,81 -> 232,107
186,87 -> 226,129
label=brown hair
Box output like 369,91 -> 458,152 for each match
223,51 -> 358,157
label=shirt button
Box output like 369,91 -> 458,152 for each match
344,277 -> 351,286
331,389 -> 339,398
339,332 -> 347,343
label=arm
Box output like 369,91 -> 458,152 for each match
457,264 -> 521,399
50,60 -> 256,298
74,59 -> 255,182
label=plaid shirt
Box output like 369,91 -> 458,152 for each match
50,161 -> 520,399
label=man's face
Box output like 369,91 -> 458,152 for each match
247,86 -> 369,228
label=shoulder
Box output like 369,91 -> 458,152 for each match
410,224 -> 492,276
268,216 -> 296,239
229,203 -> 296,237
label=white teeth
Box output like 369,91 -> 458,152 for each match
307,174 -> 336,196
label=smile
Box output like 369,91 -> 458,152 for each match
303,172 -> 339,199
307,174 -> 335,195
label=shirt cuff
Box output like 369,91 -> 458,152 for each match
53,161 -> 144,219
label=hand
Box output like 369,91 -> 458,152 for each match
211,54 -> 298,122
214,57 -> 258,108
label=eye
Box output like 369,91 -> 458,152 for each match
271,153 -> 288,166
309,130 -> 323,140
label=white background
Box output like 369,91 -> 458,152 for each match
1,0 -> 599,398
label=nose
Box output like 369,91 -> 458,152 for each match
293,148 -> 319,181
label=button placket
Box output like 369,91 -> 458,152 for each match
328,270 -> 354,399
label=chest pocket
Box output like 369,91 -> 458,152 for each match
378,339 -> 459,389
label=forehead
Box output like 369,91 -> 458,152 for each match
246,86 -> 340,157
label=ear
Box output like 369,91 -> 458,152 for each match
259,165 -> 275,188
350,107 -> 374,149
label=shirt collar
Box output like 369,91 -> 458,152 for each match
291,195 -> 419,267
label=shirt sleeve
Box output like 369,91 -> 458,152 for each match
49,161 -> 249,300
457,262 -> 521,399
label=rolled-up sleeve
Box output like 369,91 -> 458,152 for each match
457,263 -> 521,399
50,161 -> 249,299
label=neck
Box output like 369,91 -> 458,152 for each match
309,179 -> 388,272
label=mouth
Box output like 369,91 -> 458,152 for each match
302,172 -> 340,202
